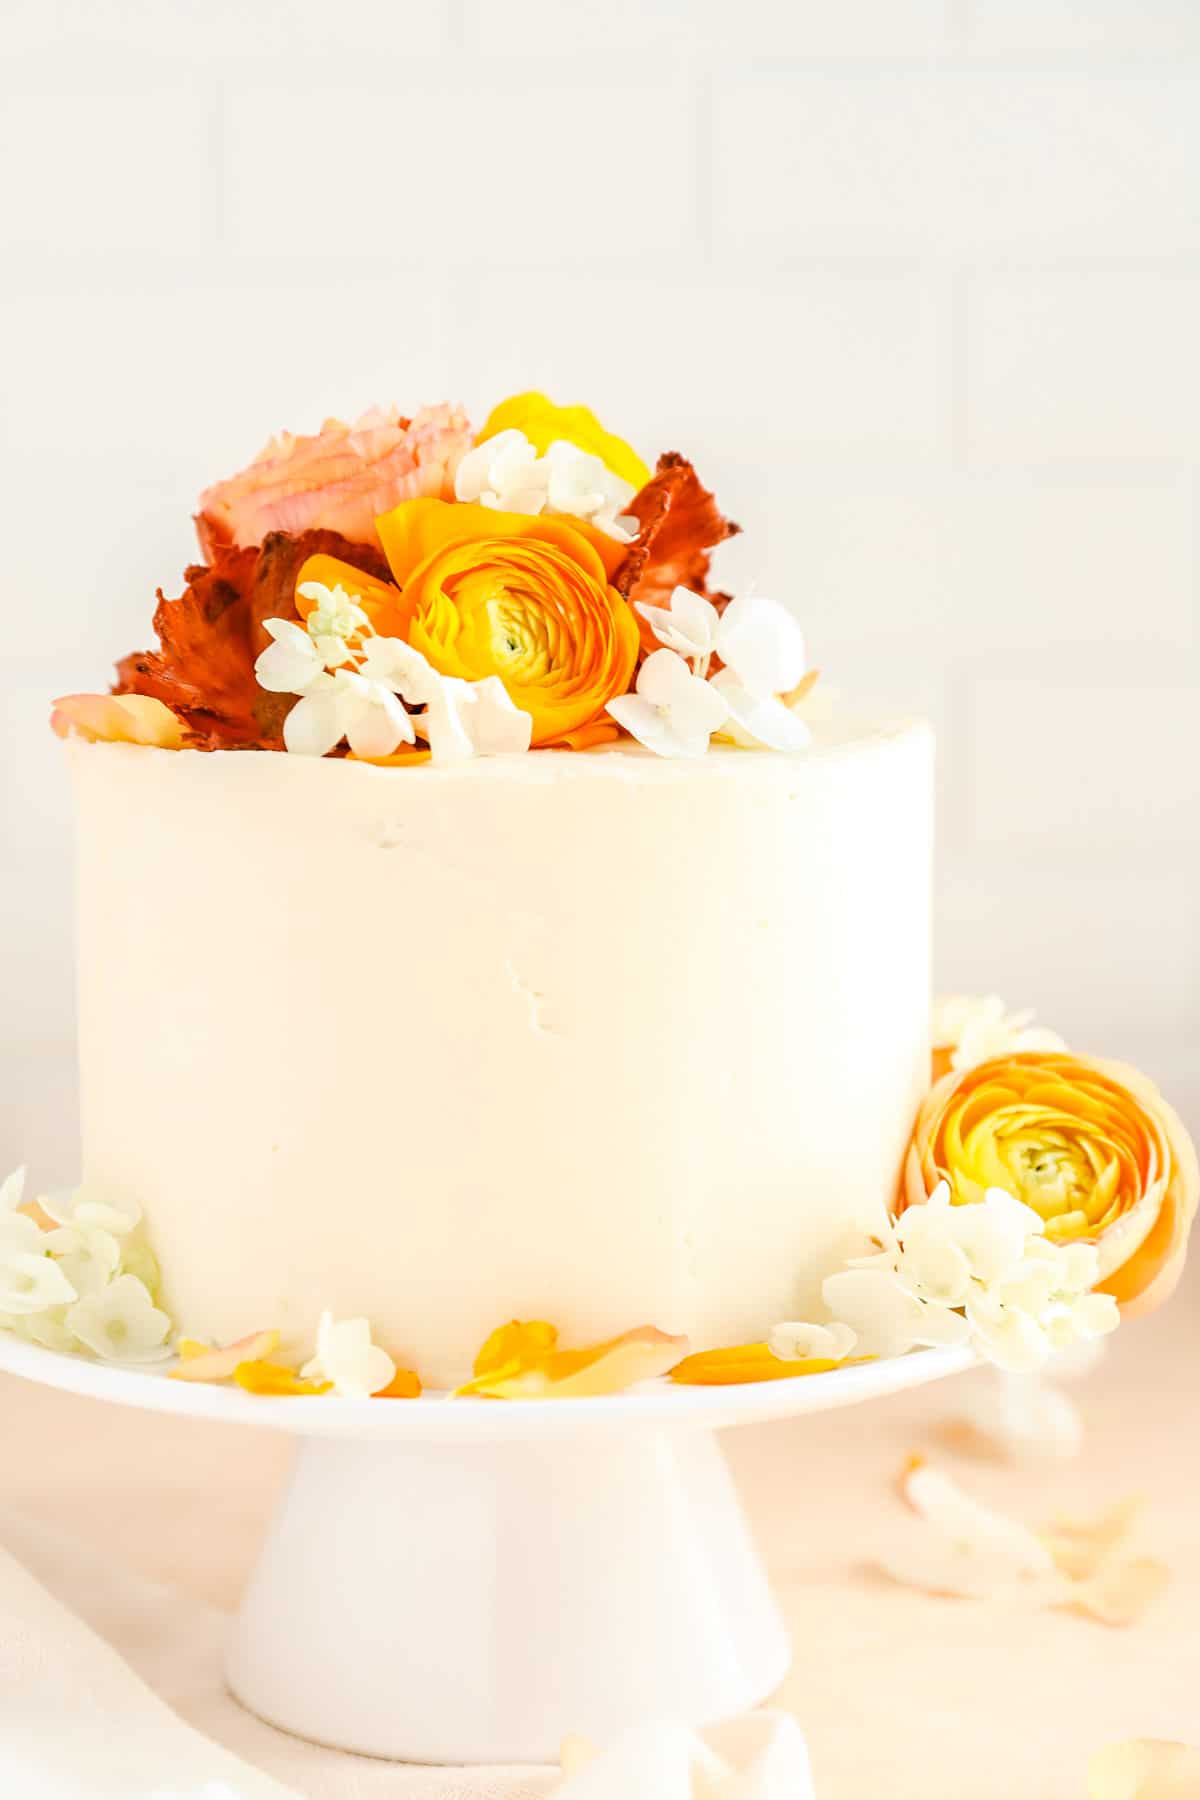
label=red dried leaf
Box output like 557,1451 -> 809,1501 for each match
614,454 -> 739,641
114,529 -> 391,750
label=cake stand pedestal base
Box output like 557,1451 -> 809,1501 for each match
0,1332 -> 973,1766
226,1427 -> 790,1765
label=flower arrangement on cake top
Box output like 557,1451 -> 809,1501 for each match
52,393 -> 818,765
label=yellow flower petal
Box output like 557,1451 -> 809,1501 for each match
477,391 -> 651,491
232,1360 -> 332,1397
669,1342 -> 865,1386
459,1325 -> 687,1399
472,1319 -> 559,1380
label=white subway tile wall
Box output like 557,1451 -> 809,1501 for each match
2,0 -> 1198,1174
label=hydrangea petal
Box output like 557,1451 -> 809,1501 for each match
710,672 -> 813,753
281,679 -> 347,757
900,1459 -> 1057,1577
634,586 -> 720,659
715,594 -> 806,696
768,1320 -> 858,1363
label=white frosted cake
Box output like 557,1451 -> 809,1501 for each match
69,724 -> 931,1387
24,388 -> 1193,1399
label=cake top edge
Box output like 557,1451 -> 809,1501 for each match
51,390 -> 847,775
64,715 -> 932,784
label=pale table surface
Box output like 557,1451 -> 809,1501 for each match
3,1278 -> 1198,1800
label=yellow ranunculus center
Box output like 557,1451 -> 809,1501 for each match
944,1088 -> 1137,1242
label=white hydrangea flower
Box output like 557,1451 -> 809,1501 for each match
822,1265 -> 972,1358
254,618 -> 328,695
66,1273 -> 173,1364
541,439 -> 637,542
301,1311 -> 395,1399
606,648 -> 731,758
417,675 -> 533,763
18,1306 -> 78,1354
709,594 -> 811,752
966,1235 -> 1119,1372
895,1181 -> 1044,1288
823,1179 -> 1119,1373
282,668 -> 417,760
0,1168 -> 78,1316
41,1185 -> 141,1236
632,587 -> 812,754
768,1320 -> 858,1363
454,428 -> 545,515
356,633 -> 443,707
296,580 -> 371,668
933,994 -> 1067,1073
635,586 -> 721,661
42,1223 -> 121,1299
455,430 -> 637,541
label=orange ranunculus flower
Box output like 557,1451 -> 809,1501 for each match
901,1052 -> 1199,1316
373,498 -> 639,746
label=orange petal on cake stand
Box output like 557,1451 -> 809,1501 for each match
232,1360 -> 332,1397
458,1325 -> 688,1399
373,1367 -> 423,1400
169,1330 -> 281,1383
670,1343 -> 868,1386
471,1319 -> 559,1380
51,693 -> 185,749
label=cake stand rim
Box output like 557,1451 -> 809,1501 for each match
0,1333 -> 975,1440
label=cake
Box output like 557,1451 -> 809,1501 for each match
10,389 -> 1195,1398
70,723 -> 931,1388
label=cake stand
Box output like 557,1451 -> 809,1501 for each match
0,1333 -> 972,1765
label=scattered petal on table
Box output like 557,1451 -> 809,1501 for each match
1043,1496 -> 1146,1580
1088,1738 -> 1200,1800
1061,1556 -> 1170,1628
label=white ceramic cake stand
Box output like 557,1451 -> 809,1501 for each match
0,1334 -> 971,1764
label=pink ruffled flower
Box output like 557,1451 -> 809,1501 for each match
197,403 -> 474,554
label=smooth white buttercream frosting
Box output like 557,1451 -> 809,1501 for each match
68,722 -> 932,1386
